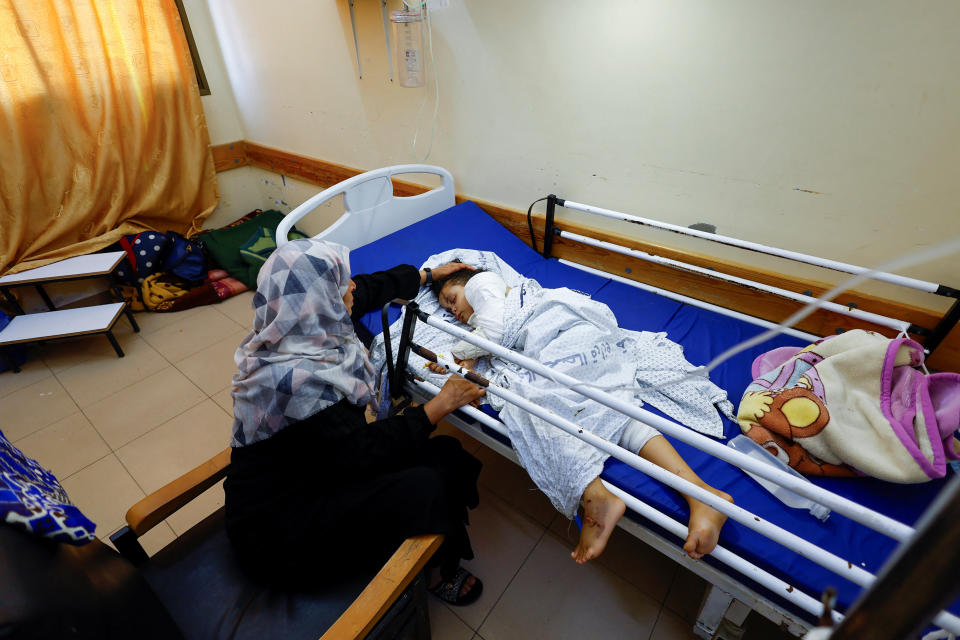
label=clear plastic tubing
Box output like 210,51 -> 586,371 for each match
728,434 -> 831,522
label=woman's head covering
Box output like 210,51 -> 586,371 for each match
230,239 -> 376,447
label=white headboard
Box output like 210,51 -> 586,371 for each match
275,165 -> 455,250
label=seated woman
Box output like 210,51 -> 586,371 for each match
224,240 -> 487,606
430,267 -> 734,565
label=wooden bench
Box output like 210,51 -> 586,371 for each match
0,252 -> 139,372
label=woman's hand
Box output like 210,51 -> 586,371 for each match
423,374 -> 486,424
420,261 -> 476,286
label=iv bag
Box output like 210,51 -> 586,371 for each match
391,10 -> 425,88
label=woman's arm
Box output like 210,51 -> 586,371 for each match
351,262 -> 478,319
351,265 -> 421,319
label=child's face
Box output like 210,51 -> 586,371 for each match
438,282 -> 474,323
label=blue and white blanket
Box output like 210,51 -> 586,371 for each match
370,249 -> 733,517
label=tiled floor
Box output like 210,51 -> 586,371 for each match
1,292 -> 794,639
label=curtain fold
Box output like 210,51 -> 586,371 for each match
0,0 -> 218,275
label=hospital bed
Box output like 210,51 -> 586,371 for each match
277,165 -> 960,638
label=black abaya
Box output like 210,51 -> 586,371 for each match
224,265 -> 481,586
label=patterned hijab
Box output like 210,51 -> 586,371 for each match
230,239 -> 376,447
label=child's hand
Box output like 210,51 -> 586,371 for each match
426,362 -> 447,375
453,357 -> 477,371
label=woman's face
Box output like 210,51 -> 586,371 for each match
342,278 -> 356,315
438,282 -> 474,323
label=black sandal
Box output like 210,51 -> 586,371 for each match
429,566 -> 483,606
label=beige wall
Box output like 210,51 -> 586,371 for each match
181,0 -> 303,227
198,0 -> 960,304
199,166 -> 344,234
181,0 -> 244,144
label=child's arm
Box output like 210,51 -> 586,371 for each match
451,327 -> 492,363
427,358 -> 477,374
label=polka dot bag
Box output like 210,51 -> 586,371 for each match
115,232 -> 172,285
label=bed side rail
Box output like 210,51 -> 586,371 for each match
538,195 -> 960,354
390,309 -> 960,635
276,164 -> 454,250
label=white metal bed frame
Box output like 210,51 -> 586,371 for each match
278,165 -> 960,639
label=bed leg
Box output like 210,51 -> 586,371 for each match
725,599 -> 751,628
695,585 -> 749,639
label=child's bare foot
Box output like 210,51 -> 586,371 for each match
571,478 -> 625,564
683,484 -> 733,560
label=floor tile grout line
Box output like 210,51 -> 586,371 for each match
0,359 -> 54,401
131,306 -> 209,339
48,332 -> 167,411
138,309 -> 249,366
100,366 -> 228,540
37,323 -> 146,379
164,351 -> 220,396
77,371 -> 209,453
474,475 -> 557,531
102,392 -> 209,456
113,441 -> 197,543
648,606 -> 666,640
209,301 -> 250,326
56,448 -> 148,542
104,453 -> 182,545
31,361 -> 87,441
58,449 -> 115,483
163,328 -> 250,398
36,318 -> 208,454
643,568 -> 683,640
112,453 -> 152,508
17,311 -> 238,554
8,406 -> 99,445
659,568 -> 683,627
464,516 -> 554,635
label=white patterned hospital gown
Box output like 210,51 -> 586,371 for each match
371,249 -> 733,519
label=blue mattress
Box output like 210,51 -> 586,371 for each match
349,200 -> 956,621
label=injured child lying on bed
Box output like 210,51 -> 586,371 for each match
371,249 -> 736,565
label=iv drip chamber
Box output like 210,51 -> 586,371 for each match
391,10 -> 425,88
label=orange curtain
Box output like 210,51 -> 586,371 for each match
0,0 -> 218,275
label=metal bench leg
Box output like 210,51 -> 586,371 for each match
35,284 -> 56,311
110,283 -> 140,333
1,349 -> 21,373
105,330 -> 125,358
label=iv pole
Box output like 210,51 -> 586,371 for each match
346,0 -> 396,81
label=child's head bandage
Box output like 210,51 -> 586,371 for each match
464,271 -> 509,324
